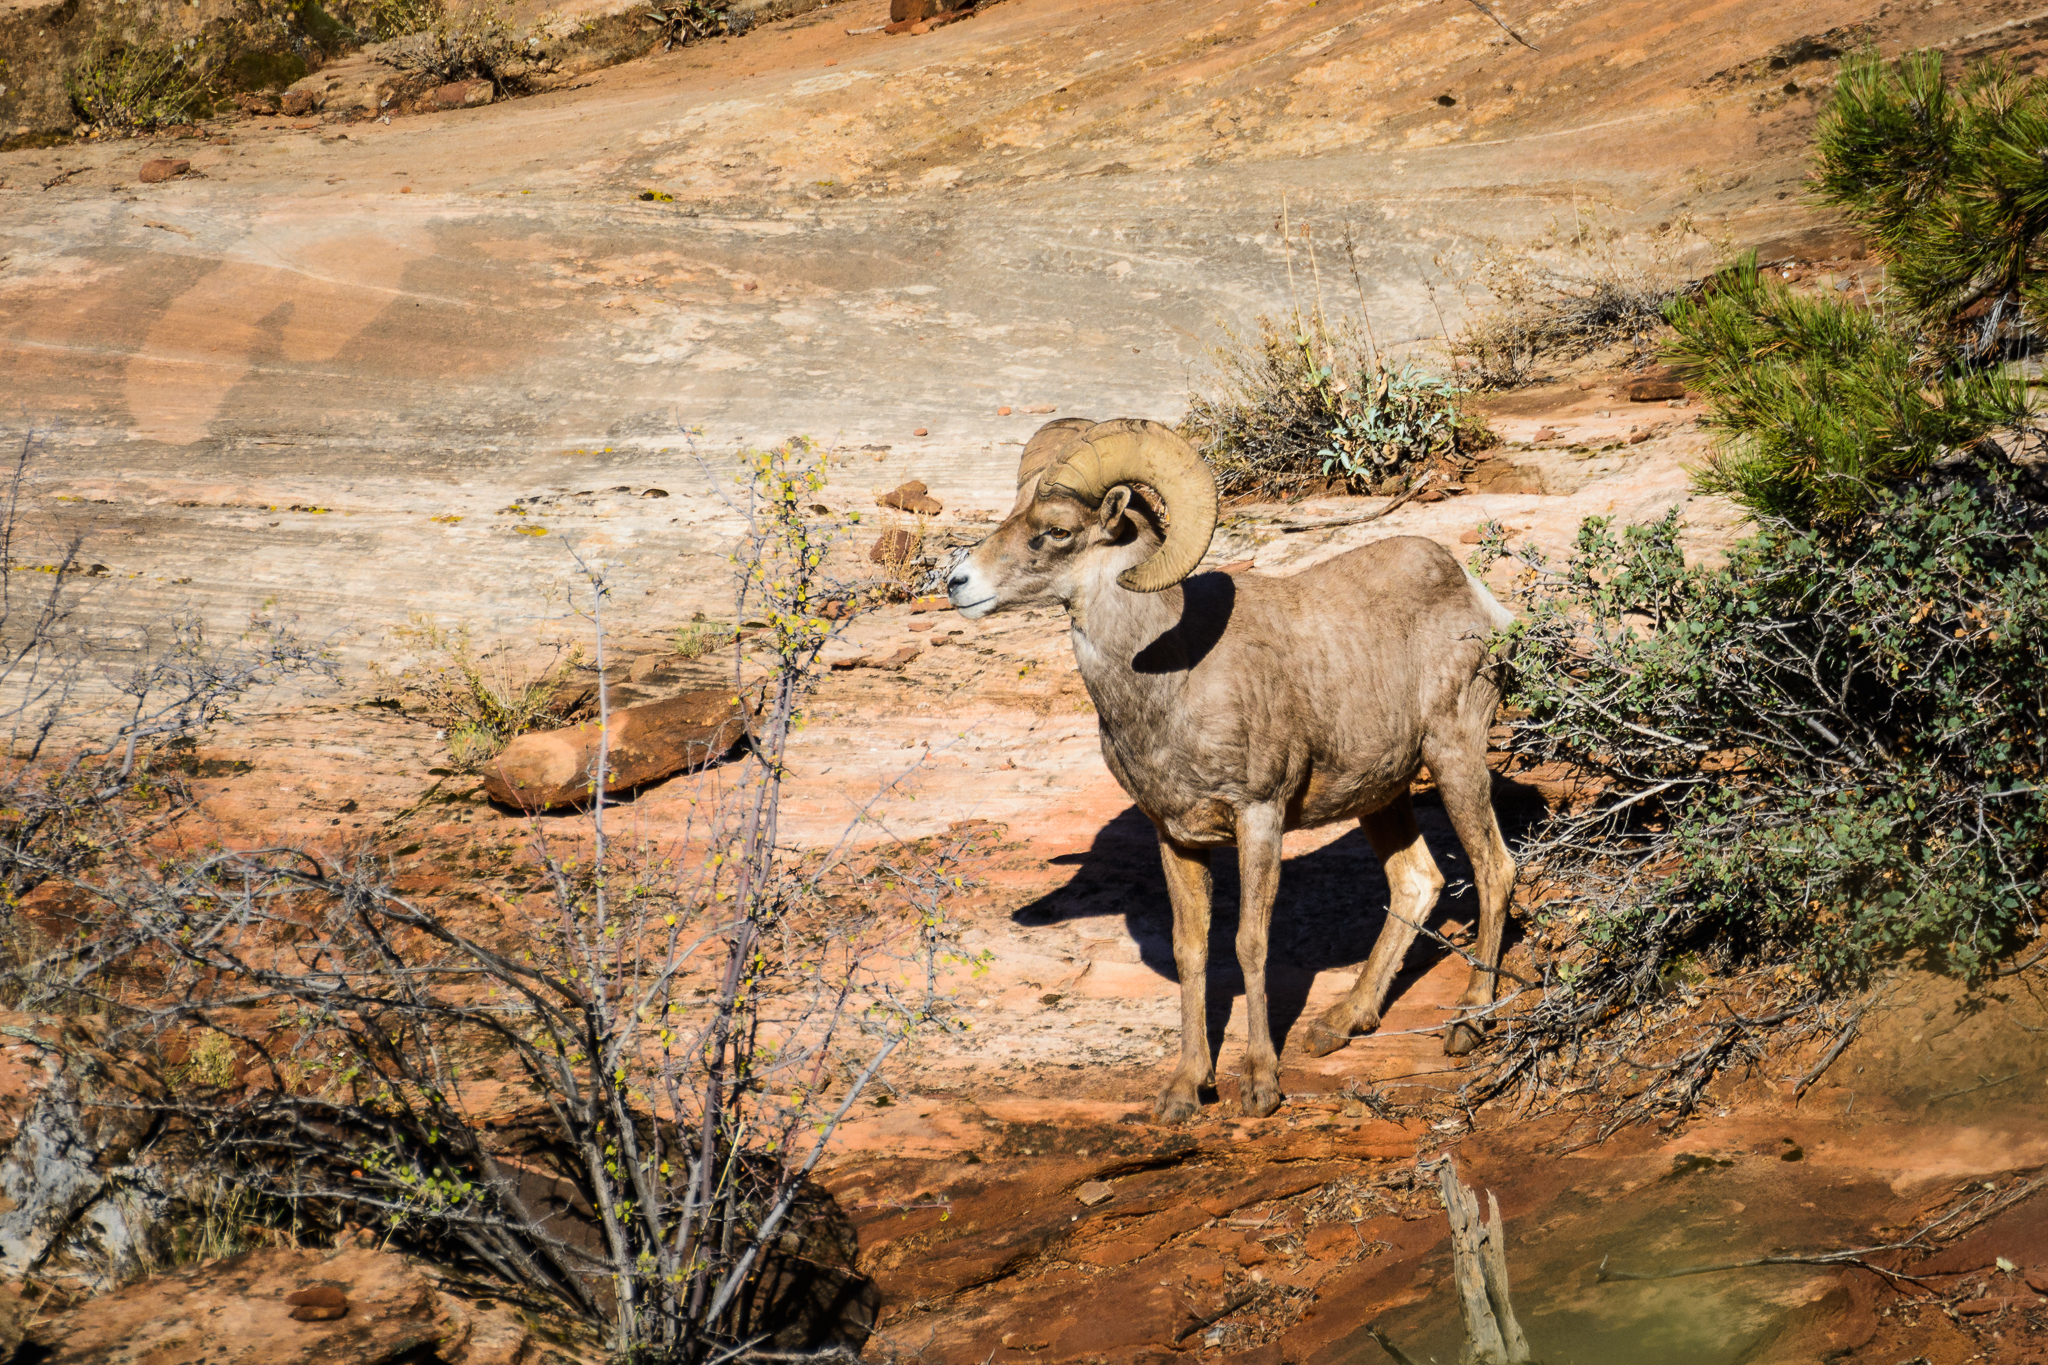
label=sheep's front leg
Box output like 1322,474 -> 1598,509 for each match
1235,804 -> 1286,1118
1152,834 -> 1214,1124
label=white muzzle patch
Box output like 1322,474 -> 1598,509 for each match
946,550 -> 998,619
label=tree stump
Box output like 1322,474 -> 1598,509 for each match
1435,1157 -> 1532,1364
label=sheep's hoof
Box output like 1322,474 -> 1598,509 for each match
1151,1086 -> 1201,1125
1443,1019 -> 1486,1056
1301,1021 -> 1350,1058
1240,1074 -> 1282,1118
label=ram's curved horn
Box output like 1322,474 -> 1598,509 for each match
1010,418 -> 1096,515
1040,418 -> 1219,593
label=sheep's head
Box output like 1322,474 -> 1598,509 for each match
947,418 -> 1219,620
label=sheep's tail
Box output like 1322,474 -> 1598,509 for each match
1463,566 -> 1519,702
1462,565 -> 1516,633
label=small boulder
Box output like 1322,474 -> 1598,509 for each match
1531,427 -> 1556,442
2026,1267 -> 2048,1293
481,687 -> 752,811
138,158 -> 190,184
284,1285 -> 348,1322
1074,1181 -> 1115,1207
877,480 -> 943,516
869,528 -> 921,565
33,1246 -> 443,1363
432,80 -> 493,110
1236,1239 -> 1270,1267
1626,367 -> 1686,402
279,87 -> 319,116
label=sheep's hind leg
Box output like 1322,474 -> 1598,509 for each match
1152,834 -> 1215,1124
1302,794 -> 1445,1057
1233,804 -> 1287,1118
1429,740 -> 1516,1057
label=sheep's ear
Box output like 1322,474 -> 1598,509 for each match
1097,485 -> 1133,531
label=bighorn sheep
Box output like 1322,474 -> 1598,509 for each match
948,418 -> 1517,1122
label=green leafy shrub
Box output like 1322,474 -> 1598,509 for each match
68,28 -> 216,129
1180,308 -> 1482,499
1482,478 -> 2048,990
1670,255 -> 2024,524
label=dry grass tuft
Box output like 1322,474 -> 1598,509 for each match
380,617 -> 587,770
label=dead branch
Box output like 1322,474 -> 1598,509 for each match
1596,1248 -> 1930,1289
1793,1007 -> 1864,1099
1994,941 -> 2048,978
1594,1174 -> 2048,1292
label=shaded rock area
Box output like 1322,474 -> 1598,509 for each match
0,0 -> 251,138
27,1243 -> 583,1364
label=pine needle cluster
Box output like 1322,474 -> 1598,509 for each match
1670,257 -> 2024,524
1814,51 -> 2048,347
1666,49 -> 2041,527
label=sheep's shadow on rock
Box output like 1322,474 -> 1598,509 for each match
1012,775 -> 1547,1070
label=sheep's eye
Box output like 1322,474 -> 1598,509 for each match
1044,527 -> 1072,542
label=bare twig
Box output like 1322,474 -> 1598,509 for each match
1172,1288 -> 1266,1344
1459,0 -> 1539,52
1278,475 -> 1433,534
1993,941 -> 2048,978
1364,1324 -> 1422,1365
1793,1008 -> 1863,1100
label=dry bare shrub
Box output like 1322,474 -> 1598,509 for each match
376,0 -> 549,88
17,438 -> 984,1359
1452,211 -> 1710,388
863,513 -> 937,601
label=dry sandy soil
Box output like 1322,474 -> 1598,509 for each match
5,0 -> 2048,1361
